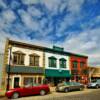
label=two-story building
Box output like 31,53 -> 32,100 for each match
2,39 -> 45,89
45,46 -> 70,86
70,55 -> 88,84
1,39 -> 88,89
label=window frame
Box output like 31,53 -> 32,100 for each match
80,62 -> 85,68
59,58 -> 66,68
48,56 -> 57,68
29,53 -> 40,66
13,51 -> 25,65
72,61 -> 78,69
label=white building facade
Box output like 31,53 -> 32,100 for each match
44,46 -> 71,86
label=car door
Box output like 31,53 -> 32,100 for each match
69,82 -> 75,90
31,85 -> 40,95
73,82 -> 80,90
21,86 -> 33,96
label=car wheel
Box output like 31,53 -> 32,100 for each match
96,85 -> 99,89
40,90 -> 46,96
64,88 -> 69,93
12,92 -> 19,99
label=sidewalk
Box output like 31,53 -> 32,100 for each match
0,89 -> 6,97
50,86 -> 56,92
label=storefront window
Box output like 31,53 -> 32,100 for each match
24,77 -> 33,86
38,77 -> 42,84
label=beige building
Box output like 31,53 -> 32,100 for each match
2,39 -> 45,89
88,66 -> 100,81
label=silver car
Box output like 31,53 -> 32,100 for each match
87,79 -> 100,88
56,82 -> 84,92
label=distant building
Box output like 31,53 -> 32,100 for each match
2,39 -> 88,90
88,66 -> 100,81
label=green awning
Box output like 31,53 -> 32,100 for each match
45,69 -> 70,77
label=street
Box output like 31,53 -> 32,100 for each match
1,89 -> 100,100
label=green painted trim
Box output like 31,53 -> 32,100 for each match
6,65 -> 44,74
45,69 -> 70,77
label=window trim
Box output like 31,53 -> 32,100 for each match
48,56 -> 57,68
72,61 -> 78,69
29,53 -> 40,66
59,58 -> 66,68
13,51 -> 25,65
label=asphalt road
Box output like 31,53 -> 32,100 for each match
1,89 -> 100,100
43,90 -> 100,100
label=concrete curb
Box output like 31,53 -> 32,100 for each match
0,90 -> 6,97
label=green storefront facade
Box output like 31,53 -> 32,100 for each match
45,69 -> 71,85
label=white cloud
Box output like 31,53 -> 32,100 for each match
81,15 -> 100,30
27,6 -> 42,17
67,0 -> 84,14
1,9 -> 16,23
61,28 -> 100,66
18,9 -> 39,31
10,1 -> 21,9
21,0 -> 39,5
0,0 -> 100,67
0,0 -> 7,8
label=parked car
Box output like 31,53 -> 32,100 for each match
56,82 -> 84,92
87,79 -> 100,88
5,84 -> 50,99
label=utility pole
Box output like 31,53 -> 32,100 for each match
6,45 -> 12,91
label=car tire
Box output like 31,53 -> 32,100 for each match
40,90 -> 46,96
64,88 -> 69,93
12,92 -> 19,99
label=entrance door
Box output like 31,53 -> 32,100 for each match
14,77 -> 20,88
54,78 -> 60,86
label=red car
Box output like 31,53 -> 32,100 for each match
5,84 -> 50,99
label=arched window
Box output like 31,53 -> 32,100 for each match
13,51 -> 25,65
59,58 -> 66,68
29,53 -> 40,66
48,56 -> 57,68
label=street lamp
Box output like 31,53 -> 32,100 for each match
6,45 -> 12,91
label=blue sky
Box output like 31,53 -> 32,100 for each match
0,0 -> 100,66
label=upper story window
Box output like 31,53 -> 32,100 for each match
48,56 -> 57,68
29,53 -> 40,66
13,51 -> 25,65
80,62 -> 85,68
59,58 -> 66,68
72,61 -> 78,69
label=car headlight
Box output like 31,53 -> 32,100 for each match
59,87 -> 64,90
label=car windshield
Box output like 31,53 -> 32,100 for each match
91,80 -> 97,83
64,82 -> 81,85
64,82 -> 71,85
